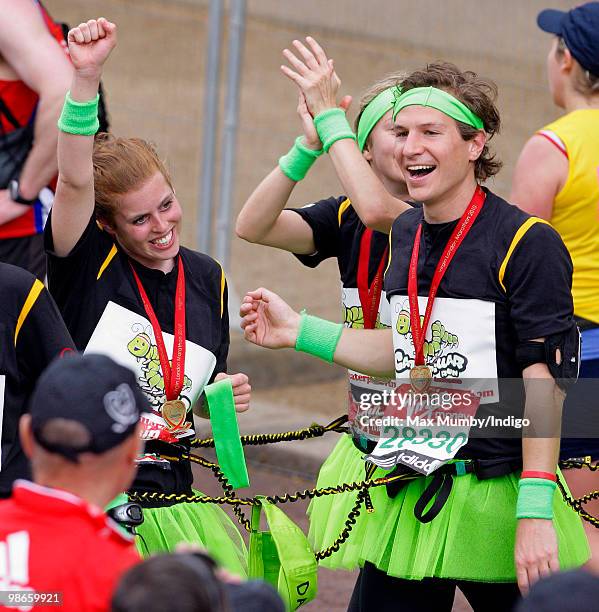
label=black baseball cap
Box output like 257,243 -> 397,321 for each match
537,3 -> 599,76
515,569 -> 599,612
30,353 -> 148,462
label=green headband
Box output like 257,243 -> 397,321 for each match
392,86 -> 484,130
357,87 -> 397,152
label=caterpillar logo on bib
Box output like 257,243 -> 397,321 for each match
391,294 -> 498,396
85,302 -> 216,441
365,295 -> 496,473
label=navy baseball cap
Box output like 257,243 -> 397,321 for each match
30,353 -> 148,462
537,3 -> 599,76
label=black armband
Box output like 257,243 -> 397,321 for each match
516,322 -> 581,391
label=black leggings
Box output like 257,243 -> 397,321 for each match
348,562 -> 521,612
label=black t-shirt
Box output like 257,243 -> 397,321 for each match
291,195 -> 391,291
45,215 -> 229,498
0,263 -> 75,497
291,196 -> 422,440
384,188 -> 574,459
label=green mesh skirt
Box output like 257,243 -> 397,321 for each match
135,489 -> 248,578
308,435 -> 371,570
308,434 -> 589,581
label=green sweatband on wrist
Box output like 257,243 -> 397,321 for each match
313,108 -> 356,153
295,310 -> 343,363
57,91 -> 100,136
516,478 -> 557,520
278,136 -> 323,182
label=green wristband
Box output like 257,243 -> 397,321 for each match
278,136 -> 323,182
295,310 -> 343,362
313,108 -> 356,153
57,91 -> 100,136
516,478 -> 557,520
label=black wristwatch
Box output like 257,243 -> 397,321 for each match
8,179 -> 37,204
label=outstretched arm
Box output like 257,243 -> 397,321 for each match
236,92 -> 350,254
240,287 -> 395,377
51,18 -> 117,257
281,37 -> 410,233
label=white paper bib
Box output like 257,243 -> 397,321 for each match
85,301 -> 216,439
390,294 -> 498,400
342,287 -> 394,440
364,295 -> 497,474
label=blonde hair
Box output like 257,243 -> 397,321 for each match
556,37 -> 599,96
92,133 -> 174,225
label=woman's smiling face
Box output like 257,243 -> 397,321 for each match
106,171 -> 182,271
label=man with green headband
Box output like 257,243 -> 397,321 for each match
242,61 -> 588,610
237,53 -> 417,573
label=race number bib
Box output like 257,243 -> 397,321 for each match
85,301 -> 216,439
365,295 -> 497,474
342,287 -> 394,439
391,294 -> 498,392
366,384 -> 480,474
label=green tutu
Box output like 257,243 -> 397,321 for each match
308,435 -> 589,581
135,488 -> 248,578
308,435 -> 370,570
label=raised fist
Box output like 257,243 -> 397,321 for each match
67,18 -> 117,77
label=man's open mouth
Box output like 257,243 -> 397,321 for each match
406,164 -> 436,178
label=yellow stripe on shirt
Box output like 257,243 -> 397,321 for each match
14,279 -> 44,346
97,244 -> 118,280
498,218 -> 551,292
214,262 -> 226,317
384,226 -> 393,276
337,198 -> 351,226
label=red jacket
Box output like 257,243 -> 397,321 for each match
0,481 -> 139,611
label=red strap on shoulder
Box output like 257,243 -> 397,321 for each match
537,131 -> 568,159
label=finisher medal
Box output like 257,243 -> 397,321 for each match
410,364 -> 432,393
162,399 -> 188,431
130,257 -> 188,434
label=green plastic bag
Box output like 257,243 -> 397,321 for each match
249,497 -> 318,610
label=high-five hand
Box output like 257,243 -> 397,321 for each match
67,18 -> 117,78
240,288 -> 301,350
281,36 -> 342,116
296,89 -> 352,151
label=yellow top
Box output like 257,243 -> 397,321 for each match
540,109 -> 599,323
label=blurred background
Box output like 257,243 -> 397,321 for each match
48,0 -> 578,323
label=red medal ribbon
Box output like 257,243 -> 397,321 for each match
408,186 -> 486,366
130,257 -> 186,401
357,229 -> 389,330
